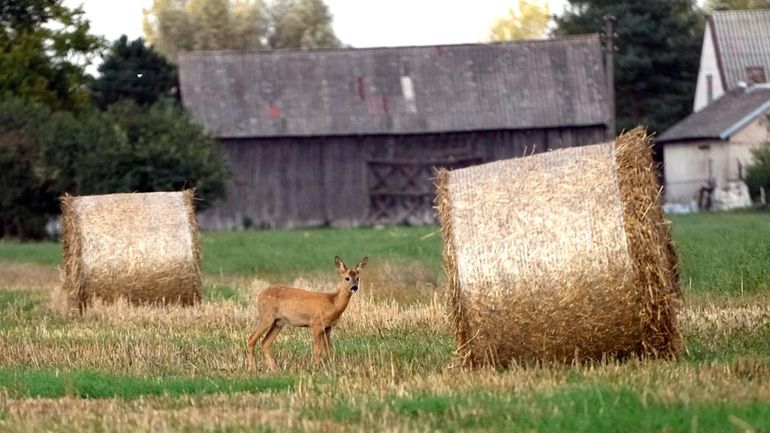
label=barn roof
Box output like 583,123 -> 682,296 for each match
657,84 -> 770,143
178,36 -> 609,138
709,9 -> 770,90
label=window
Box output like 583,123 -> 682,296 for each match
706,74 -> 713,104
746,66 -> 767,84
401,75 -> 417,113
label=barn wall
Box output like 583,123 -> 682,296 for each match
197,126 -> 607,230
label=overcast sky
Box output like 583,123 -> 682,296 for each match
64,0 -> 571,48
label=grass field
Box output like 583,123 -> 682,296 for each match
0,212 -> 768,432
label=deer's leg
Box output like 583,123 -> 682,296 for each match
261,322 -> 283,371
323,327 -> 333,359
247,317 -> 274,370
311,324 -> 326,365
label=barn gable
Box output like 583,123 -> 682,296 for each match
178,36 -> 609,138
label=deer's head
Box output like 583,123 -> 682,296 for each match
334,256 -> 367,292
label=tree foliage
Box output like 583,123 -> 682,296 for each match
489,0 -> 551,41
0,99 -> 228,239
555,0 -> 704,136
0,99 -> 57,238
269,0 -> 340,49
0,0 -> 102,111
143,0 -> 339,59
745,143 -> 770,204
91,36 -> 178,109
78,101 -> 229,207
705,0 -> 770,10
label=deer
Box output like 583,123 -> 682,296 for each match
246,255 -> 368,371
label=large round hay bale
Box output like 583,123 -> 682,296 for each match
435,128 -> 681,367
59,190 -> 202,313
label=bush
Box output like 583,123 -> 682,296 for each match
0,98 -> 229,239
745,144 -> 770,205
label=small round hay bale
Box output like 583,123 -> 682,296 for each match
435,127 -> 681,367
59,190 -> 202,313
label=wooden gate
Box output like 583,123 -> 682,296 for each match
367,157 -> 482,225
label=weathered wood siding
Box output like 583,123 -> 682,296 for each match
197,126 -> 607,230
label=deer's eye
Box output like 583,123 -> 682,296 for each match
345,277 -> 350,281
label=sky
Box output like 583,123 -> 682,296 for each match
63,0 -> 570,48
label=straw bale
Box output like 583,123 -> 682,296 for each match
436,127 -> 681,367
59,190 -> 202,313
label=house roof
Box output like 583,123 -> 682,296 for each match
709,9 -> 770,90
657,85 -> 770,143
177,36 -> 609,138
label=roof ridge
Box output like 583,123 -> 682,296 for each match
177,34 -> 600,58
709,8 -> 770,16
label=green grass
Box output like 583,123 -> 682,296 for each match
0,368 -> 294,399
200,226 -> 441,276
685,321 -> 770,363
379,387 -> 770,432
0,290 -> 37,312
0,240 -> 60,266
670,213 -> 770,294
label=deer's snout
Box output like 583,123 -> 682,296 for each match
350,284 -> 359,292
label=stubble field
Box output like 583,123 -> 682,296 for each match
0,213 -> 768,432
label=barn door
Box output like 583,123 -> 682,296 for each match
367,157 -> 481,225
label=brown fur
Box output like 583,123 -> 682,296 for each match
246,256 -> 368,371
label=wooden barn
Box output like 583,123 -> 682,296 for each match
178,35 -> 610,229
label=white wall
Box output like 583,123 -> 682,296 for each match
693,23 -> 726,112
665,140 -> 717,203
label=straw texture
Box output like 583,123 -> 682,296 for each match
436,128 -> 681,367
59,190 -> 202,313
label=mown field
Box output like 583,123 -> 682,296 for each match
0,212 -> 768,432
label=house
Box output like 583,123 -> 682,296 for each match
693,9 -> 770,112
178,36 -> 610,230
658,84 -> 770,209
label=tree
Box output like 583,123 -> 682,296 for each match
745,143 -> 770,205
0,0 -> 102,111
489,0 -> 551,41
0,98 -> 58,238
76,102 -> 229,209
0,98 -> 229,239
555,1 -> 704,137
91,36 -> 178,109
143,0 -> 269,59
706,0 -> 770,10
269,0 -> 340,49
143,0 -> 340,59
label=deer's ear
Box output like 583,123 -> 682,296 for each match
334,256 -> 347,272
356,256 -> 368,270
